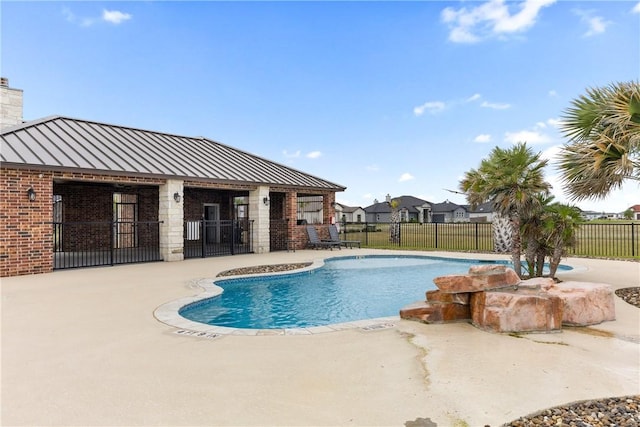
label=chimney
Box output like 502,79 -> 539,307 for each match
0,77 -> 24,129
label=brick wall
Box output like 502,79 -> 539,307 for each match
0,168 -> 53,276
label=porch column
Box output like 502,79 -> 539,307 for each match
323,192 -> 336,224
159,179 -> 184,261
286,191 -> 298,248
249,185 -> 270,253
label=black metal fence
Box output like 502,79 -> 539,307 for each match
52,221 -> 162,270
340,222 -> 639,258
184,219 -> 253,258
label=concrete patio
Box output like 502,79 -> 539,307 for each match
1,249 -> 638,426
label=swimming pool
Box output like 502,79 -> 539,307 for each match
178,255 -> 513,329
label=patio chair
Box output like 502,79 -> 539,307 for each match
306,225 -> 341,250
327,225 -> 361,249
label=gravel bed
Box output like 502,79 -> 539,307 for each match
502,395 -> 640,427
217,263 -> 312,277
616,287 -> 640,308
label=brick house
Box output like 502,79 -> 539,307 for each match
0,78 -> 345,277
628,205 -> 640,220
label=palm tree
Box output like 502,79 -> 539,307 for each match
520,193 -> 555,278
558,81 -> 640,201
542,203 -> 583,278
460,143 -> 551,277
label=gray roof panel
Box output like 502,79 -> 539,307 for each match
1,116 -> 345,191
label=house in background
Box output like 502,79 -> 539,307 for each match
335,203 -> 366,224
627,205 -> 640,220
363,195 -> 496,224
581,211 -> 606,221
364,195 -> 432,224
0,78 -> 345,277
580,210 -> 625,220
466,202 -> 495,222
431,200 -> 468,223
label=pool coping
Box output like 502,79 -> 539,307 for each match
153,254 -> 583,336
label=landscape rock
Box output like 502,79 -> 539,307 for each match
518,277 -> 555,290
470,289 -> 563,333
403,265 -> 617,335
425,290 -> 470,305
399,301 -> 470,324
433,266 -> 520,293
544,281 -> 616,326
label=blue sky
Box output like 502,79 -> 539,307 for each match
2,0 -> 639,212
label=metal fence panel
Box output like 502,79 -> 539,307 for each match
345,221 -> 638,259
52,221 -> 162,270
183,220 -> 253,259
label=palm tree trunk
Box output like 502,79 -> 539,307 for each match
389,208 -> 400,244
510,216 -> 523,278
525,234 -> 539,278
549,245 -> 563,278
536,251 -> 545,277
493,215 -> 513,253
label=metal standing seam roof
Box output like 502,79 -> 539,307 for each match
0,116 -> 345,191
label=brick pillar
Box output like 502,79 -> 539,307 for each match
323,192 -> 336,224
0,169 -> 53,276
159,179 -> 184,261
286,191 -> 298,248
249,185 -> 270,253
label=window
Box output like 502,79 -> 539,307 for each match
234,196 -> 248,220
297,195 -> 323,224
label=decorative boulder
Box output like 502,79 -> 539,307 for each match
470,288 -> 563,333
433,265 -> 520,293
426,290 -> 470,305
543,281 -> 616,326
399,301 -> 470,324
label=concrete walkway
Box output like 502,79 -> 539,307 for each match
1,250 -> 638,426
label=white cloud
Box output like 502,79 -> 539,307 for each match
413,101 -> 446,116
62,7 -> 95,27
63,7 -> 131,26
466,93 -> 482,102
546,117 -> 561,128
306,151 -> 322,159
282,150 -> 300,158
540,144 -> 562,162
481,101 -> 511,110
441,0 -> 556,44
103,9 -> 132,25
574,10 -> 611,37
366,164 -> 380,172
62,7 -> 75,22
633,2 -> 640,14
504,129 -> 550,144
584,16 -> 609,36
398,173 -> 415,182
474,134 -> 492,143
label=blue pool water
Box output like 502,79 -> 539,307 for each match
179,255 -> 517,329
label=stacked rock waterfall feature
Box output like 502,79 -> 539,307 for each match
399,264 -> 616,333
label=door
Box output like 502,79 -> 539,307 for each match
204,204 -> 220,244
114,193 -> 138,248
